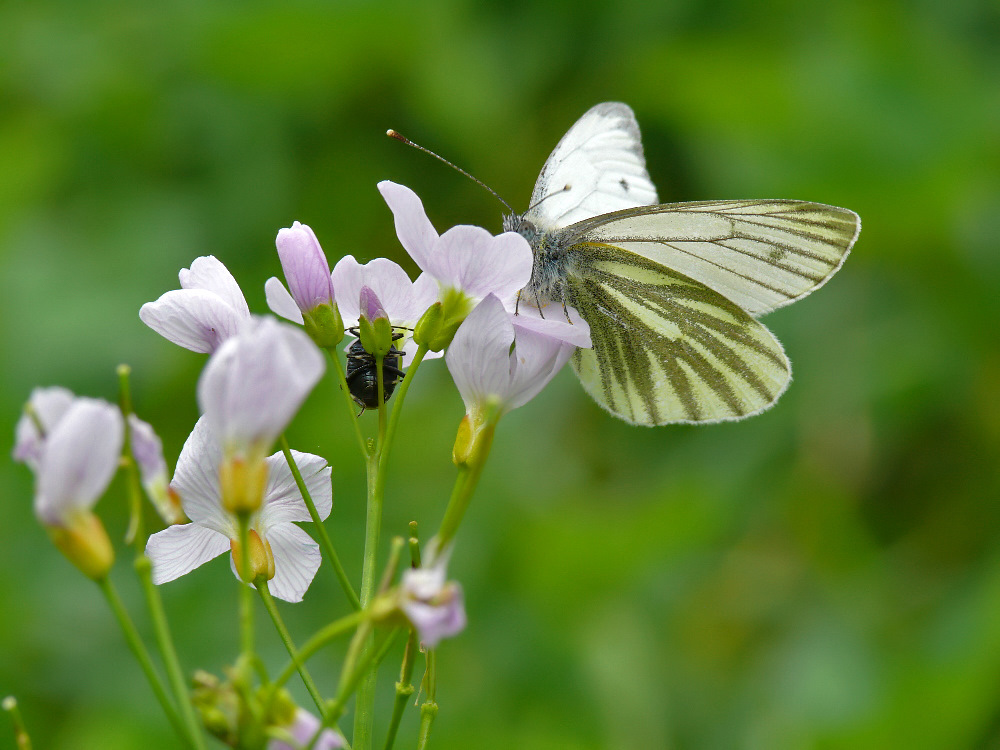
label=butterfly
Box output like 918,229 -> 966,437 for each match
502,102 -> 861,426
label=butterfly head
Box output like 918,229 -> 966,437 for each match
502,213 -> 540,246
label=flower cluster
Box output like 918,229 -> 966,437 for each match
12,180 -> 595,748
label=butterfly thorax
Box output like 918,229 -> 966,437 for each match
504,213 -> 573,307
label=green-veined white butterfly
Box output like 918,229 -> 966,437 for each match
502,102 -> 861,426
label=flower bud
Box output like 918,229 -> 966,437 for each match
357,286 -> 395,357
230,529 -> 275,583
219,454 -> 268,515
47,510 -> 114,580
302,302 -> 345,349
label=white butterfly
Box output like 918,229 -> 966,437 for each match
503,102 -> 861,426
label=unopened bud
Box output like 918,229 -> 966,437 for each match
303,302 -> 345,349
47,511 -> 114,580
452,414 -> 496,467
219,455 -> 268,514
230,529 -> 275,583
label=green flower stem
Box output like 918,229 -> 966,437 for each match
326,349 -> 371,459
310,627 -> 401,750
116,364 -> 144,550
416,650 -> 438,750
352,343 -> 429,750
381,630 -> 417,750
3,696 -> 32,750
96,576 -> 189,745
278,435 -> 360,611
256,580 -> 325,713
135,556 -> 206,750
272,609 -> 367,691
236,513 -> 255,664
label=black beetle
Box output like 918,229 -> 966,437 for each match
344,330 -> 407,412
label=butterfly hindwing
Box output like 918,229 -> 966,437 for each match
566,243 -> 791,425
567,200 -> 860,317
527,102 -> 659,229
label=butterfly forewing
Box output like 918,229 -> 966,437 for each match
566,243 -> 791,425
567,200 -> 860,317
527,102 -> 659,229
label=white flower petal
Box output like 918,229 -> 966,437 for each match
35,399 -> 123,525
510,304 -> 592,348
377,181 -> 439,271
446,295 -> 517,410
330,255 -> 364,326
433,226 -> 532,302
197,319 -> 325,452
269,708 -> 343,749
260,450 -> 332,526
265,277 -> 305,324
145,523 -> 230,584
263,524 -> 322,603
13,386 -> 76,469
140,288 -> 251,353
179,256 -> 250,318
170,417 -> 232,535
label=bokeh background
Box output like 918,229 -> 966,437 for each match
2,1 -> 998,748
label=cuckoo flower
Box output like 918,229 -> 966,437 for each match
13,386 -> 77,470
128,414 -> 184,524
268,708 -> 344,749
377,181 -> 533,334
399,547 -> 466,648
331,254 -> 439,360
140,256 -> 253,353
197,318 -> 324,513
145,417 -> 332,603
446,294 -> 584,427
264,222 -> 344,348
26,397 -> 123,579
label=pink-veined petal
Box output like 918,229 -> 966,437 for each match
197,319 -> 324,452
377,181 -> 439,271
432,226 -> 532,302
260,524 -> 322,603
510,304 -> 592,348
179,256 -> 250,318
35,399 -> 123,526
260,450 -> 332,526
145,523 -> 230,584
169,417 -> 232,535
446,295 -> 517,411
274,222 -> 334,312
265,277 -> 305,324
13,386 -> 76,468
140,288 -> 251,353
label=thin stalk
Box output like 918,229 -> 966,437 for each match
381,630 -> 417,750
416,651 -> 438,750
116,365 -> 144,549
272,609 -> 367,691
327,349 -> 370,459
257,580 -> 325,713
3,696 -> 32,750
236,513 -> 254,662
97,577 -> 188,744
354,343 -> 428,750
135,556 -> 206,750
279,435 -> 360,611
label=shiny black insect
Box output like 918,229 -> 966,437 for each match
345,329 -> 407,412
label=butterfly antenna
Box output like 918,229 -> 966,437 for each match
387,129 -> 514,213
525,183 -> 571,214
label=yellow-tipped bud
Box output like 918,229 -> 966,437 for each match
452,413 -> 496,467
230,529 -> 275,583
219,454 -> 268,514
47,510 -> 114,580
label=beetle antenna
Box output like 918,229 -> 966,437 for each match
387,129 -> 513,213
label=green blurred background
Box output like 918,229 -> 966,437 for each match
2,1 -> 998,748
